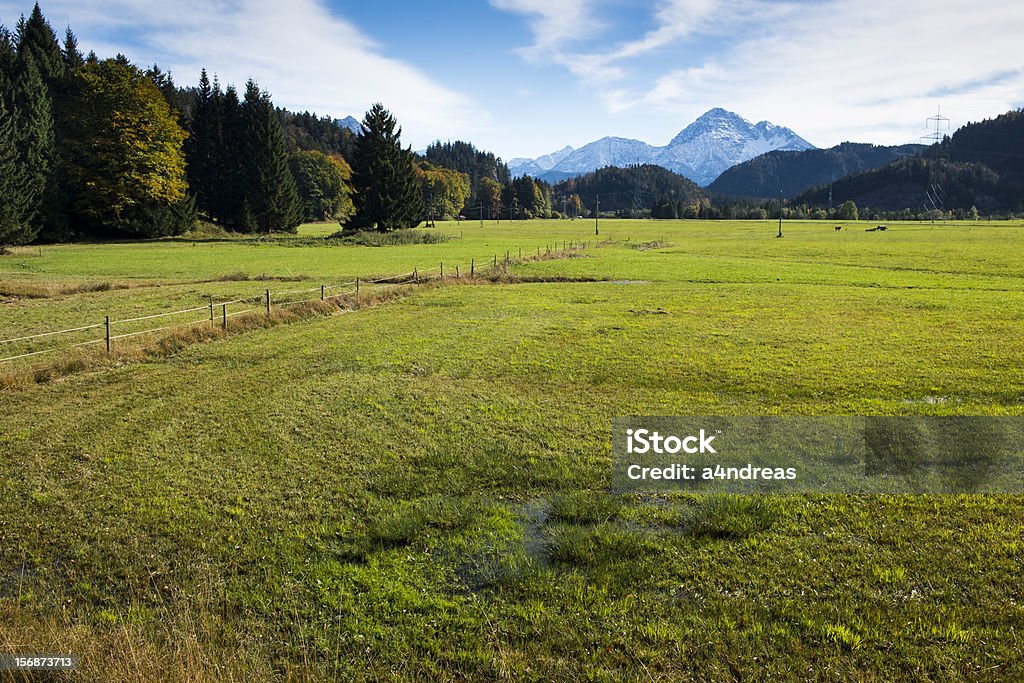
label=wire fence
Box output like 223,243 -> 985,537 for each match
0,240 -> 591,366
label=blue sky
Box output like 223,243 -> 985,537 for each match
2,0 -> 1022,160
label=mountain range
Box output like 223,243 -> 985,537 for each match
508,108 -> 815,186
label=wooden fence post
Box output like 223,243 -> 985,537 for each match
222,304 -> 227,329
456,265 -> 460,278
321,284 -> 325,301
471,258 -> 475,277
355,277 -> 360,307
265,289 -> 271,316
105,316 -> 110,353
440,262 -> 444,280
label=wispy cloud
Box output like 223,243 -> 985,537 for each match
490,0 -> 783,84
602,0 -> 719,61
490,0 -> 600,53
926,69 -> 1021,98
495,0 -> 1024,146
488,0 -> 618,79
0,0 -> 490,147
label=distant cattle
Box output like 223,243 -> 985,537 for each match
834,226 -> 842,232
866,225 -> 888,232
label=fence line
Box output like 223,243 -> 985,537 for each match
271,285 -> 323,298
223,308 -> 263,320
0,322 -> 104,345
111,304 -> 214,326
0,240 -> 588,365
0,337 -> 107,362
109,317 -> 213,341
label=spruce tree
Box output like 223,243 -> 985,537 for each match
0,92 -> 32,245
61,27 -> 83,71
241,80 -> 301,232
0,25 -> 14,77
218,84 -> 247,229
12,53 -> 51,241
186,69 -> 218,217
16,5 -> 63,85
0,29 -> 24,243
15,6 -> 68,241
350,103 -> 423,231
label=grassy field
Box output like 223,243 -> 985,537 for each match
1,219 -> 1023,681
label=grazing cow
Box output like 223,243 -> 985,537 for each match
877,225 -> 887,231
834,226 -> 842,232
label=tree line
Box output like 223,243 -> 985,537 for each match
1,5 -> 199,244
0,4 -> 478,244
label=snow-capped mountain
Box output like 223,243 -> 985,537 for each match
508,108 -> 815,186
549,138 -> 660,175
507,145 -> 575,177
334,116 -> 362,134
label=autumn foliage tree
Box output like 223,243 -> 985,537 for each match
63,58 -> 192,237
289,150 -> 354,222
476,177 -> 502,219
417,162 -> 470,222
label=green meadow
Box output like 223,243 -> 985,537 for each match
1,219 -> 1023,681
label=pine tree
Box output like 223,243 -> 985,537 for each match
350,103 -> 422,231
0,25 -> 14,77
15,6 -> 69,241
16,5 -> 64,85
0,27 -> 26,244
241,80 -> 301,232
12,52 -> 51,241
217,84 -> 247,229
61,27 -> 83,72
0,93 -> 32,245
186,69 -> 217,217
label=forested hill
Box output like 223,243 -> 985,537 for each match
278,110 -> 356,159
794,110 -> 1024,213
553,165 -> 708,215
939,109 -> 1024,175
424,141 -> 510,202
708,142 -> 924,199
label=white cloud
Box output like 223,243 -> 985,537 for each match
496,0 -> 1024,146
604,0 -> 719,60
623,0 -> 1024,145
0,0 -> 489,148
488,0 -> 623,80
490,0 -> 756,84
489,0 -> 601,56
